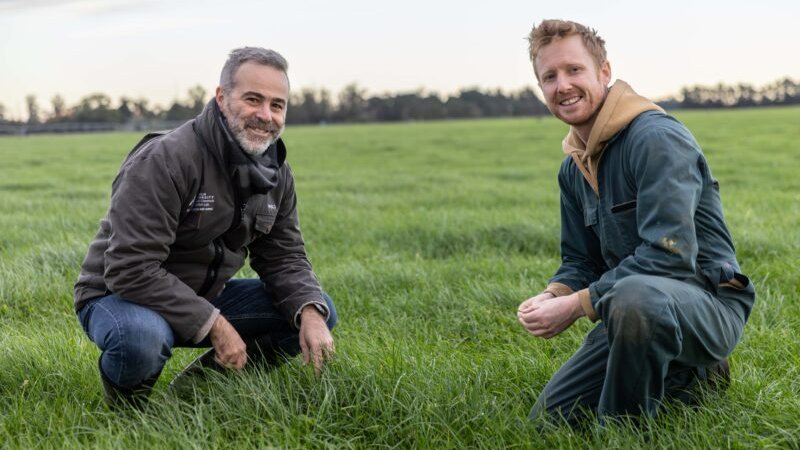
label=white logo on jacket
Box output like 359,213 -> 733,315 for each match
187,192 -> 215,212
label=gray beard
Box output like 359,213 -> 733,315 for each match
222,98 -> 284,156
231,125 -> 283,156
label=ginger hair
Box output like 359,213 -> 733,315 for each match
528,20 -> 607,79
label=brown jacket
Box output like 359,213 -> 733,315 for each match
74,101 -> 327,342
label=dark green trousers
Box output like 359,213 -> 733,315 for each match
530,274 -> 753,426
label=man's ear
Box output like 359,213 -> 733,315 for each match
215,86 -> 225,107
599,60 -> 612,86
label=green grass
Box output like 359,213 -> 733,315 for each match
1,106 -> 799,449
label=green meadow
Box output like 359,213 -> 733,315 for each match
1,107 -> 798,449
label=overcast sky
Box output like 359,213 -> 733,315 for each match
1,0 -> 798,119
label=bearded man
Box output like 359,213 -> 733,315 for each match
74,47 -> 336,407
516,20 -> 754,426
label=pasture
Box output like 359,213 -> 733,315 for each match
1,107 -> 798,448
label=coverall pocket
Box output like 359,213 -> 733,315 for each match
609,206 -> 640,253
610,199 -> 637,213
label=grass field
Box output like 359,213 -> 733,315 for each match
1,106 -> 799,449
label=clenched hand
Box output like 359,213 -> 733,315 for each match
209,315 -> 247,370
517,292 -> 584,339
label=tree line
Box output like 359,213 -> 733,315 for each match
658,77 -> 800,109
1,77 -> 797,128
0,84 -> 549,127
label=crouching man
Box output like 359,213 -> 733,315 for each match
74,47 -> 336,407
517,20 -> 754,426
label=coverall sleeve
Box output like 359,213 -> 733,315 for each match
587,124 -> 704,316
549,163 -> 606,292
103,148 -> 217,343
248,165 -> 328,329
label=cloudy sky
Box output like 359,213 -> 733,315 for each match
1,0 -> 798,119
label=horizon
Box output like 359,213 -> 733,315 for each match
2,0 -> 799,120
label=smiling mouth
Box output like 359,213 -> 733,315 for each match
559,96 -> 581,106
246,126 -> 273,136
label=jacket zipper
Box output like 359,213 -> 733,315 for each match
197,238 -> 224,297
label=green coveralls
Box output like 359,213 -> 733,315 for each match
531,111 -> 755,424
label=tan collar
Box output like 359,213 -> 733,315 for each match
561,80 -> 664,194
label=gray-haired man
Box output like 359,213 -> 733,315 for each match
74,47 -> 337,407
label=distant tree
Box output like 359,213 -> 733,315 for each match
290,88 -> 332,124
405,92 -> 446,120
0,102 -> 5,121
50,94 -> 66,121
118,97 -> 134,123
364,95 -> 397,121
445,90 -> 483,118
133,98 -> 157,119
317,89 -> 333,122
336,83 -> 368,122
165,102 -> 195,120
26,94 -> 40,124
164,100 -> 190,121
512,87 -> 548,116
735,83 -> 758,107
390,91 -> 446,121
165,86 -> 209,120
764,77 -> 799,105
73,93 -> 119,122
187,85 -> 207,114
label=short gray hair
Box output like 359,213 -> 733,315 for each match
219,47 -> 289,92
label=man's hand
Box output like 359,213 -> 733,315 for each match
209,315 -> 247,371
517,292 -> 584,339
299,305 -> 335,376
517,292 -> 556,314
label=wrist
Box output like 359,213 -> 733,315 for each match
301,304 -> 324,320
571,293 -> 586,319
210,315 -> 228,338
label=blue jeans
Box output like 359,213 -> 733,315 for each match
77,279 -> 337,388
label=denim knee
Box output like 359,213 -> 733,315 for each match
102,322 -> 173,387
87,298 -> 174,388
322,292 -> 338,330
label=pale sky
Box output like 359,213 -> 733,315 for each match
1,0 -> 799,120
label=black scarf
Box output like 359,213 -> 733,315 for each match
214,101 -> 284,199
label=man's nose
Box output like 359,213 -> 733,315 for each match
255,104 -> 272,122
556,75 -> 572,93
